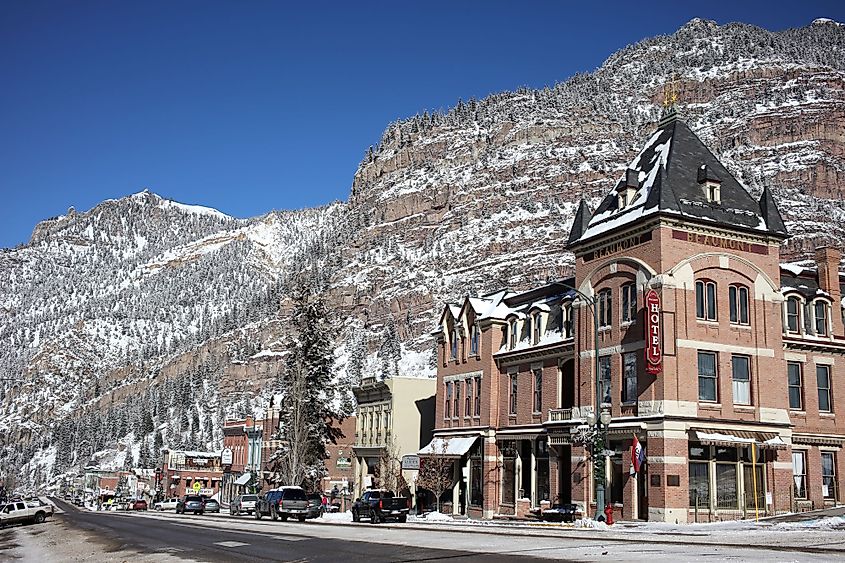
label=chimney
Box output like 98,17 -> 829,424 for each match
815,246 -> 843,336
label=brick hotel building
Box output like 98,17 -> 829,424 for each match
428,110 -> 844,522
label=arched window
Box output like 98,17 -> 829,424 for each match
509,319 -> 518,349
695,280 -> 717,321
814,300 -> 829,336
785,296 -> 801,333
532,311 -> 542,344
598,289 -> 612,328
729,285 -> 750,325
562,302 -> 573,338
450,328 -> 458,359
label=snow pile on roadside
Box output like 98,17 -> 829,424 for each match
415,511 -> 453,522
770,516 -> 845,531
320,511 -> 353,523
575,518 -> 608,529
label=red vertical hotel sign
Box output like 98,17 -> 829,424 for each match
645,289 -> 662,375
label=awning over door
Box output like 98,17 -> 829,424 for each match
233,472 -> 252,486
691,429 -> 787,450
418,436 -> 478,458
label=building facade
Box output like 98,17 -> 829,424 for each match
352,375 -> 436,500
160,449 -> 223,498
431,110 -> 844,522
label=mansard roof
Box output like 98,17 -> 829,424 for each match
569,112 -> 790,246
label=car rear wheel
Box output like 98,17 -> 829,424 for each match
34,512 -> 46,524
297,515 -> 306,522
281,514 -> 288,522
398,515 -> 407,523
370,509 -> 379,524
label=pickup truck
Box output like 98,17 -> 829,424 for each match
351,490 -> 409,523
0,500 -> 53,527
254,486 -> 309,522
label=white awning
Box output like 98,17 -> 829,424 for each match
692,430 -> 787,450
418,436 -> 478,458
234,472 -> 252,486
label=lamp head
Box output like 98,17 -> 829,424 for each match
600,409 -> 612,426
586,412 -> 596,426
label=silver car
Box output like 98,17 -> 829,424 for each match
230,494 -> 258,516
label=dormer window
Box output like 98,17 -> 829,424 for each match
785,296 -> 801,333
814,300 -> 829,336
532,311 -> 542,344
698,165 -> 721,204
470,324 -> 480,356
450,328 -> 458,359
616,168 -> 638,209
509,319 -> 518,349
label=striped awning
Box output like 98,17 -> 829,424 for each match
691,429 -> 787,450
792,434 -> 845,447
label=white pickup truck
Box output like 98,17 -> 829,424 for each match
0,500 -> 53,527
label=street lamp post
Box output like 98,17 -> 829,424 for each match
561,282 -> 608,521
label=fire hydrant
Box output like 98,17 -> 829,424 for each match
603,503 -> 614,525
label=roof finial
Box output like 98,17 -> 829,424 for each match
659,73 -> 680,126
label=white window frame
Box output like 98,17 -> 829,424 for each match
729,284 -> 750,326
731,354 -> 752,405
598,288 -> 612,328
696,280 -> 717,321
785,296 -> 801,334
621,283 -> 637,324
813,299 -> 830,337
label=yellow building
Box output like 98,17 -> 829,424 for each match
352,375 -> 436,500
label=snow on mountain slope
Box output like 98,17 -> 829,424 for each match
3,18 -> 845,489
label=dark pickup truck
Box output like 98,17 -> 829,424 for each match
254,487 -> 309,522
351,490 -> 410,524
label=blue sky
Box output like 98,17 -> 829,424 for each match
1,1 -> 842,248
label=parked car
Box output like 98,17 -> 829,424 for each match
131,499 -> 148,511
305,493 -> 324,519
254,486 -> 309,522
537,502 -> 579,523
230,494 -> 258,516
0,500 -> 53,527
176,495 -> 205,515
203,498 -> 220,513
154,498 -> 179,511
351,490 -> 409,524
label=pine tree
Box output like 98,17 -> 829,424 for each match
269,277 -> 346,489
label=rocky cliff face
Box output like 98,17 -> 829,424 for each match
3,18 -> 845,487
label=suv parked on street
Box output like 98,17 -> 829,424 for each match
230,494 -> 258,516
176,495 -> 205,515
0,500 -> 53,527
254,487 -> 309,522
154,498 -> 179,511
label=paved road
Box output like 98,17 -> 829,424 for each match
52,499 -> 843,562
53,499 -> 544,562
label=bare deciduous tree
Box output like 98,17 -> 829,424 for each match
416,438 -> 454,513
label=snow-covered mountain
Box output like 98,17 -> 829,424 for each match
2,18 -> 845,489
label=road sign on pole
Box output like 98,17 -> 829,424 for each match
192,481 -> 201,493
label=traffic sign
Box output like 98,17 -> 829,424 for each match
192,482 -> 202,493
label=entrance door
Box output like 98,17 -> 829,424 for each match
637,464 -> 649,520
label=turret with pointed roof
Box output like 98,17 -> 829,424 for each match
567,111 -> 789,248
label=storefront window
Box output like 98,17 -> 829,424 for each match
743,464 -> 765,509
793,451 -> 807,499
689,462 -> 710,507
470,445 -> 483,507
715,464 -> 738,509
536,439 -> 550,504
822,452 -> 836,499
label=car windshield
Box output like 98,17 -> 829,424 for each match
185,496 -> 202,502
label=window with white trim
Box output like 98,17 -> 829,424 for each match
729,285 -> 749,325
508,319 -> 518,350
793,451 -> 807,499
509,372 -> 518,415
532,312 -> 542,344
470,324 -> 480,356
731,355 -> 751,405
444,382 -> 452,419
786,296 -> 800,333
464,380 -> 471,417
474,376 -> 481,417
533,368 -> 542,414
822,452 -> 836,499
814,300 -> 829,336
453,380 -> 461,418
450,328 -> 458,360
696,280 -> 717,321
622,352 -> 637,404
599,356 -> 611,406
